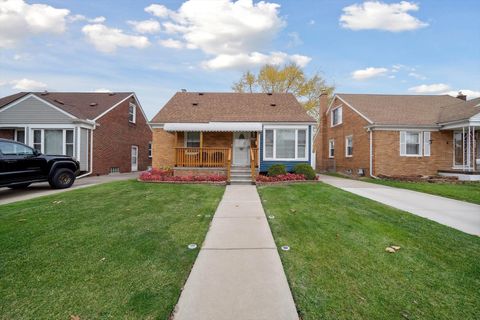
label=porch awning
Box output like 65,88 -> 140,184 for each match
163,122 -> 263,132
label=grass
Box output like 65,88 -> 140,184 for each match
325,172 -> 480,205
258,183 -> 480,320
0,180 -> 224,319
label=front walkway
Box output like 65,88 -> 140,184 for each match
173,185 -> 298,320
319,174 -> 480,236
0,172 -> 139,206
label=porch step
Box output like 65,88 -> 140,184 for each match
229,166 -> 255,185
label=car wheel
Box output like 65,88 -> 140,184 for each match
49,168 -> 76,189
8,183 -> 31,189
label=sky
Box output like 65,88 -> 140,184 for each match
0,0 -> 479,119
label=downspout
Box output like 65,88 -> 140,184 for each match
369,129 -> 379,179
77,128 -> 94,179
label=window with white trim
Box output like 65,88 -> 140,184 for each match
32,129 -> 75,156
15,129 -> 25,144
423,132 -> 431,157
264,128 -> 308,160
148,141 -> 152,158
328,139 -> 335,158
128,103 -> 136,123
400,131 -> 423,156
331,107 -> 342,127
345,135 -> 353,157
185,132 -> 200,148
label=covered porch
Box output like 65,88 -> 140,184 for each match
163,122 -> 261,182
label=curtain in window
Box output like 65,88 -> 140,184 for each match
265,130 -> 274,158
276,129 -> 295,158
44,130 -> 63,155
406,132 -> 420,155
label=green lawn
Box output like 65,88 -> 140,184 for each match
0,181 -> 224,319
362,178 -> 480,205
258,183 -> 480,320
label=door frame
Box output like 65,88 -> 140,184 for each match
232,132 -> 250,166
131,145 -> 138,172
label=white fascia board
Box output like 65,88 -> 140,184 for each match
93,94 -> 133,121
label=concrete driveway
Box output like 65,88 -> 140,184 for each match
319,174 -> 480,236
0,172 -> 139,206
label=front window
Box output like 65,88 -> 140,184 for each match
128,103 -> 136,123
185,132 -> 200,148
32,129 -> 75,156
331,107 -> 342,127
15,129 -> 25,143
400,131 -> 422,156
329,139 -> 335,158
0,141 -> 34,156
264,128 -> 308,160
345,135 -> 353,157
148,142 -> 152,158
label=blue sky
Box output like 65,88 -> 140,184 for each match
1,0 -> 479,119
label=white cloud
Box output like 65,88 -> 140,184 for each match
145,4 -> 171,18
128,19 -> 161,34
202,51 -> 311,70
69,14 -> 105,23
340,1 -> 428,32
309,19 -> 315,25
11,78 -> 47,90
408,72 -> 426,80
445,90 -> 480,100
94,88 -> 112,93
351,67 -> 389,80
145,0 -> 310,70
82,24 -> 151,53
159,38 -> 185,49
287,32 -> 303,47
408,83 -> 450,93
0,0 -> 70,48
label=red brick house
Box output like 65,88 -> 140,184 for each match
314,93 -> 480,180
0,92 -> 152,176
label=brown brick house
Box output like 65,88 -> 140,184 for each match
150,92 -> 316,184
314,93 -> 480,180
0,92 -> 151,176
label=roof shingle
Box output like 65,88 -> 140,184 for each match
151,92 -> 315,123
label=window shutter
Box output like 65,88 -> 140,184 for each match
400,131 -> 406,156
424,131 -> 431,156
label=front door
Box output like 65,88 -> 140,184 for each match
233,132 -> 250,166
131,146 -> 138,172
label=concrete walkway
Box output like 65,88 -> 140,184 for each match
319,174 -> 480,236
0,172 -> 139,206
173,185 -> 298,320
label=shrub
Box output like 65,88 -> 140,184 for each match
293,163 -> 316,180
256,173 -> 306,183
267,164 -> 287,177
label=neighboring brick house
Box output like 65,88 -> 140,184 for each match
150,92 -> 316,184
314,93 -> 480,180
0,92 -> 151,176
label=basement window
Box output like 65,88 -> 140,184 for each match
110,167 -> 120,174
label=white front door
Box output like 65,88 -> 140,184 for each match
233,132 -> 250,166
131,146 -> 138,171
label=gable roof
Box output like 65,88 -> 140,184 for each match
335,93 -> 465,126
151,92 -> 315,123
438,97 -> 480,123
0,92 -> 133,120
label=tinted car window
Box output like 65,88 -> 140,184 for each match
0,141 -> 34,156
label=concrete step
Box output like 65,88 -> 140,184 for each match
230,180 -> 255,185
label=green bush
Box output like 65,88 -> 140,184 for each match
293,163 -> 316,180
267,164 -> 287,177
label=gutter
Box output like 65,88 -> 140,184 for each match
77,129 -> 94,179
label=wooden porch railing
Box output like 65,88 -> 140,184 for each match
227,149 -> 232,182
250,147 -> 258,180
175,147 -> 230,168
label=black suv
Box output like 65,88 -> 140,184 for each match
0,138 -> 80,189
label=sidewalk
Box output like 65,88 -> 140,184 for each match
319,174 -> 480,236
172,185 -> 298,320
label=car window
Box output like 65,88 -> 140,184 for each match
0,141 -> 34,156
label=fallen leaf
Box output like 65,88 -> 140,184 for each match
70,315 -> 80,320
385,247 -> 396,253
391,245 -> 401,251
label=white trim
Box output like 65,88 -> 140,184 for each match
327,95 -> 374,124
328,139 -> 335,158
165,122 -> 263,132
93,94 -> 133,121
345,135 -> 353,157
131,145 -> 139,172
132,93 -> 153,132
400,131 -> 423,157
0,93 -> 78,119
262,125 -> 309,161
128,102 -> 136,124
367,125 -> 439,131
330,106 -> 343,127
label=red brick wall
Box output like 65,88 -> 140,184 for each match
0,129 -> 14,140
315,96 -> 370,176
92,97 -> 152,175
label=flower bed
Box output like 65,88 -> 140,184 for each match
139,169 -> 227,184
256,173 -> 319,185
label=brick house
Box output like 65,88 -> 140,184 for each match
314,93 -> 480,180
0,92 -> 151,176
150,92 -> 316,184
